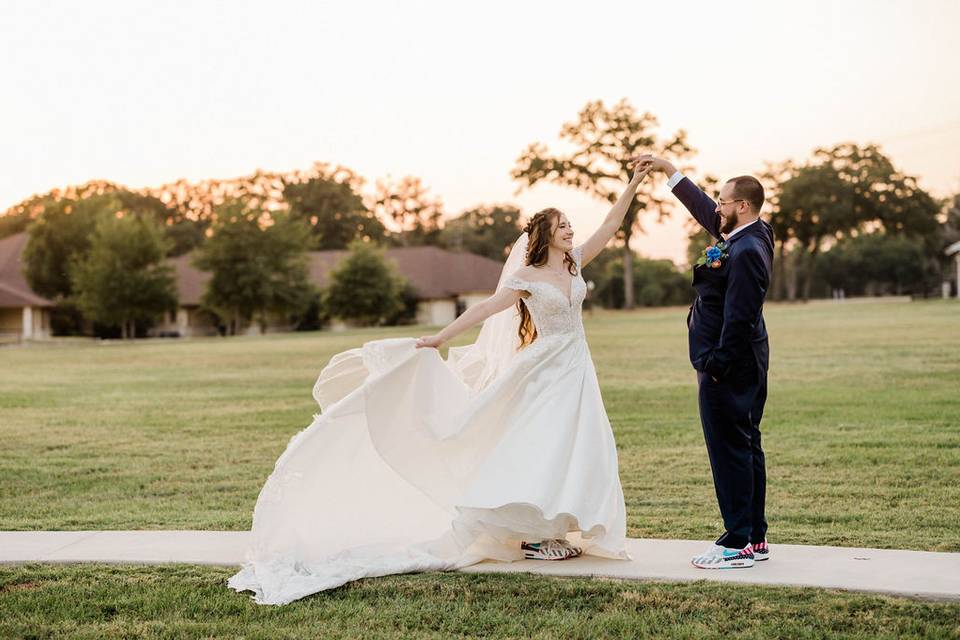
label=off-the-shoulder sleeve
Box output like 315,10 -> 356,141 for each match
502,276 -> 531,293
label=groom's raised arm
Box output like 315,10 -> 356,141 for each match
669,173 -> 722,240
634,155 -> 722,239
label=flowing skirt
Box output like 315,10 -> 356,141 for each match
228,334 -> 629,605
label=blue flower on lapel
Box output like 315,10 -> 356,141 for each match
696,241 -> 729,269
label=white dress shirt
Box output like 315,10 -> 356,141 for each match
724,218 -> 758,239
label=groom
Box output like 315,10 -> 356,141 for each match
637,155 -> 773,569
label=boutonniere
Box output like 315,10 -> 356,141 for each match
696,241 -> 729,269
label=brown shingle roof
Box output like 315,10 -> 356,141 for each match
0,233 -> 54,308
308,245 -> 503,299
172,245 -> 504,306
1,232 -> 500,310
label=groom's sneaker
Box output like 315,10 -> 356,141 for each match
752,540 -> 770,561
691,544 -> 755,569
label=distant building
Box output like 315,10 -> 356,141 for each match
156,254 -> 216,337
0,233 -> 53,341
153,245 -> 505,336
0,234 -> 505,339
946,240 -> 960,299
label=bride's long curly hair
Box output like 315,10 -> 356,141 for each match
517,208 -> 578,349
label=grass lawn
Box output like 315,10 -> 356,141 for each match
1,298 -> 958,637
2,564 -> 959,639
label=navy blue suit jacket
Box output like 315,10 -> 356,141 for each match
673,177 -> 774,383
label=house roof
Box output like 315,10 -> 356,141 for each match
168,254 -> 212,307
308,245 -> 504,300
0,231 -> 505,309
172,245 -> 504,306
0,233 -> 54,309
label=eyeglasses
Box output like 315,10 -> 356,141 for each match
717,198 -> 746,207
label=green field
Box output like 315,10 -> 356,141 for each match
2,565 -> 958,640
1,299 -> 959,637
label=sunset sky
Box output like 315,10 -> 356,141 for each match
2,0 -> 958,263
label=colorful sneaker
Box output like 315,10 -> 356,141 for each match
521,539 -> 577,561
691,543 -> 755,569
752,540 -> 770,561
552,538 -> 583,558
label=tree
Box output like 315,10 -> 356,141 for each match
775,143 -> 940,300
815,233 -> 927,297
322,241 -> 406,326
439,204 -> 523,260
862,235 -> 927,295
86,188 -> 198,256
373,176 -> 445,246
384,280 -> 421,326
194,201 -> 313,335
146,163 -> 376,253
283,166 -> 386,249
814,242 -> 861,295
23,194 -> 115,299
593,251 -> 692,309
146,170 -> 290,226
512,98 -> 694,309
70,214 -> 177,339
9,180 -> 200,257
579,245 -> 618,308
0,209 -> 32,239
683,174 -> 722,268
756,161 -> 797,301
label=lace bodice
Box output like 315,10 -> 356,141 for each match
502,245 -> 586,338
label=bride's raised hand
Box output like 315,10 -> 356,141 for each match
415,335 -> 444,349
631,158 -> 653,182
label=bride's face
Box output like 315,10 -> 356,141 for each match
550,214 -> 575,252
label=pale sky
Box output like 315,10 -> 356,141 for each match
2,0 -> 958,263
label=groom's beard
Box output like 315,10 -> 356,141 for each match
720,212 -> 739,235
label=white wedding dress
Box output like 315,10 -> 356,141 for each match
228,241 -> 630,605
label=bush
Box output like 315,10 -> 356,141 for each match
815,233 -> 927,297
194,201 -> 313,335
594,253 -> 692,308
70,214 -> 177,339
322,241 -> 407,326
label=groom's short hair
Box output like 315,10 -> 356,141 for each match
726,176 -> 764,213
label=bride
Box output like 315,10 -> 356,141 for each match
228,160 -> 652,605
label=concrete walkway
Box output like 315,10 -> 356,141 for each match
2,531 -> 958,601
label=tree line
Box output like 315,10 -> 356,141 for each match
1,99 -> 955,338
513,99 -> 955,303
0,166 -> 540,337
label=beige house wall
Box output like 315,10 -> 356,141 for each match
0,308 -> 20,334
460,292 -> 490,310
415,299 -> 457,327
0,306 -> 51,339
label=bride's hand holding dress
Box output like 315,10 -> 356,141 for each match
416,286 -> 527,350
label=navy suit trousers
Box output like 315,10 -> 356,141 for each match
696,368 -> 768,549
